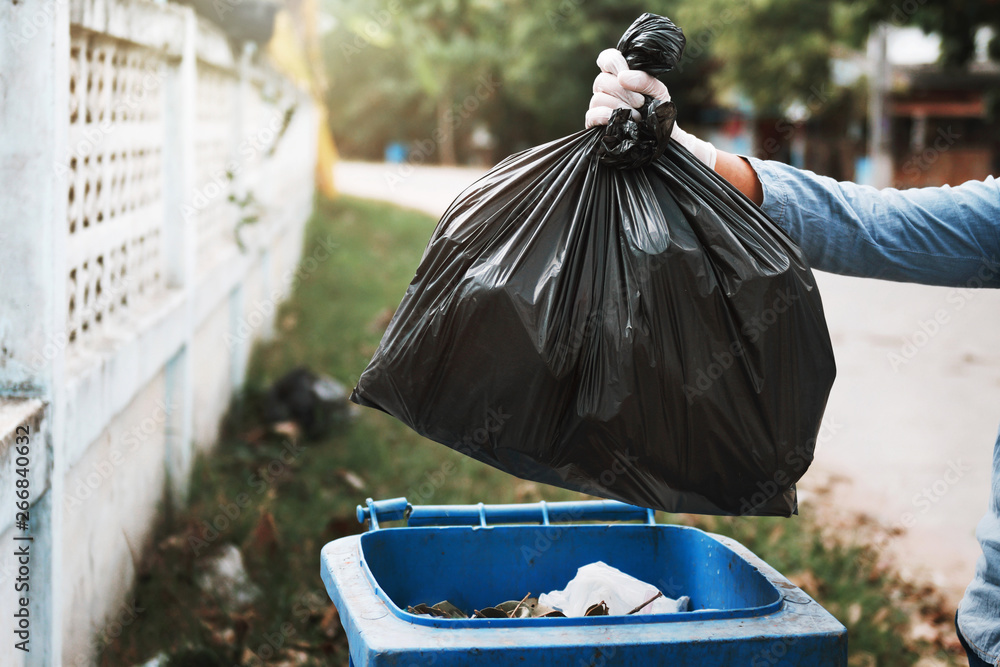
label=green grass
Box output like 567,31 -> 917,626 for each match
688,514 -> 948,666
101,195 -> 961,666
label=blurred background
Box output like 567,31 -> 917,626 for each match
324,0 -> 1000,188
3,0 -> 1000,665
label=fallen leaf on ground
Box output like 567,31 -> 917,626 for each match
325,515 -> 359,539
909,621 -> 939,643
847,602 -> 862,625
512,481 -> 540,502
210,626 -> 236,645
848,651 -> 877,667
321,604 -> 341,638
248,510 -> 281,554
240,426 -> 267,444
913,658 -> 949,667
367,307 -> 396,333
271,420 -> 301,441
336,468 -> 366,491
787,570 -> 821,594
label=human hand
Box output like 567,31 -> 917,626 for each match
585,48 -> 718,170
585,49 -> 647,128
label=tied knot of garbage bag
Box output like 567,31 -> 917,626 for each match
598,13 -> 685,169
617,13 -> 686,78
599,98 -> 677,169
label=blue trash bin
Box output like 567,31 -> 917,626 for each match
320,498 -> 847,666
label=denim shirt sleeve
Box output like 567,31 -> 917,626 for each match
746,157 -> 1000,287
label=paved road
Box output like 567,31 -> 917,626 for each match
336,159 -> 1000,604
334,160 -> 491,219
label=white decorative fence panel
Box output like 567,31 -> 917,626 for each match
0,0 -> 318,662
67,30 -> 168,348
194,62 -> 239,267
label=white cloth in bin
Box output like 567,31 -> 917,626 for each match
539,561 -> 690,617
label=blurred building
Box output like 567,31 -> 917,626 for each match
889,63 -> 1000,188
703,26 -> 999,189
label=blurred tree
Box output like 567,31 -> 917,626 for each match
323,0 -> 507,164
332,0 -> 1000,163
392,0 -> 508,165
323,0 -> 1000,164
669,0 -> 871,117
323,0 -> 718,161
495,0 -> 715,149
322,1 -> 430,160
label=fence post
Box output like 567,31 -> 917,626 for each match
162,7 -> 198,506
0,0 -> 71,661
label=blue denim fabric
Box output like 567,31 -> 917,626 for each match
748,157 -> 1000,666
960,611 -> 995,667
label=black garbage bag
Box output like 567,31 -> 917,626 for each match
351,14 -> 836,516
263,367 -> 352,438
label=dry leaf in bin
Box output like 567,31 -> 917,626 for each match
584,601 -> 610,617
497,595 -> 533,618
473,606 -> 509,619
407,603 -> 450,618
494,600 -> 521,614
408,593 -> 571,620
405,601 -> 469,620
521,597 -> 556,617
430,600 -> 468,619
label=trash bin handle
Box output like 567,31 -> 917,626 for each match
356,497 -> 656,531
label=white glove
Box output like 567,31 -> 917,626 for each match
585,49 -> 718,170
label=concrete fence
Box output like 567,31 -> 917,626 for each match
0,0 -> 318,662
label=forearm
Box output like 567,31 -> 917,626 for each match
715,150 -> 763,206
735,157 -> 1000,287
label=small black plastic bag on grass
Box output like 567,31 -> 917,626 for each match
351,14 -> 836,516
